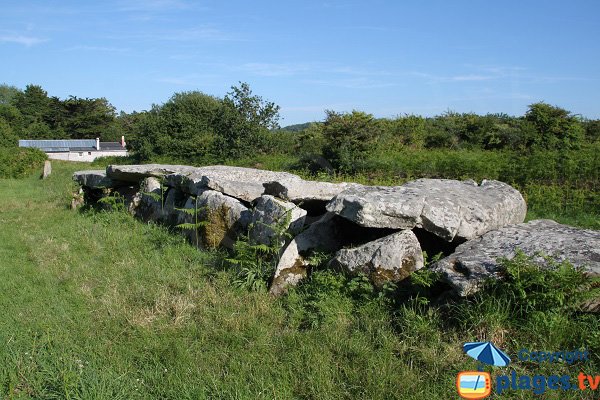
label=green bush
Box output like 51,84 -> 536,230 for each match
451,252 -> 600,354
0,147 -> 47,178
322,110 -> 382,172
0,118 -> 18,147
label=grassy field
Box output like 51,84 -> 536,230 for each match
0,161 -> 598,399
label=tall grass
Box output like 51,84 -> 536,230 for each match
0,162 -> 597,399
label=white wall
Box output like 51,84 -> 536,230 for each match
47,151 -> 128,162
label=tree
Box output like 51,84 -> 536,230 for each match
0,84 -> 21,105
583,119 -> 600,143
128,91 -> 222,162
13,84 -> 52,127
224,82 -> 280,130
322,110 -> 382,172
0,118 -> 18,147
60,96 -> 117,139
524,102 -> 584,150
213,82 -> 280,159
386,114 -> 427,148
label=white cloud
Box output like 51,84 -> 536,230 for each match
0,34 -> 48,47
117,0 -> 191,12
304,77 -> 397,89
161,27 -> 235,42
113,26 -> 239,43
449,75 -> 494,82
412,71 -> 496,83
65,45 -> 130,52
236,63 -> 311,77
155,73 -> 221,86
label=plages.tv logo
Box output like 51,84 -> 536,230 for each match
456,341 -> 511,399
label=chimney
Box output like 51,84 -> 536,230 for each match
121,135 -> 126,148
96,138 -> 100,150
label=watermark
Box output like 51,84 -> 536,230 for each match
457,371 -> 491,399
457,342 -> 597,399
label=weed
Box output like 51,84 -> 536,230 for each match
227,204 -> 298,291
175,194 -> 208,248
141,178 -> 167,210
97,191 -> 127,213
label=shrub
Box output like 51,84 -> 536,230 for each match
0,147 -> 47,178
0,118 -> 18,148
524,102 -> 585,150
322,110 -> 382,172
451,252 -> 600,350
489,252 -> 598,315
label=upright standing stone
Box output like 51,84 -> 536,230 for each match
42,160 -> 51,179
248,195 -> 307,247
269,213 -> 346,296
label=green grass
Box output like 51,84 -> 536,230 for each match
0,161 -> 597,399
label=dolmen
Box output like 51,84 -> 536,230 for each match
74,164 -> 599,302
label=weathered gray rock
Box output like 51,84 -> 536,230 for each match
249,195 -> 307,247
196,190 -> 252,249
165,165 -> 303,202
93,164 -> 363,204
71,188 -> 84,210
269,213 -> 346,296
135,177 -> 169,222
329,231 -> 424,287
431,219 -> 600,297
107,164 -> 198,183
42,160 -> 51,179
263,179 -> 364,202
141,176 -> 162,193
162,189 -> 251,249
326,179 -> 526,241
73,170 -> 115,188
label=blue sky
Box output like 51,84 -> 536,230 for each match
1,0 -> 599,125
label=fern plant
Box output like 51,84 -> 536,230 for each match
97,191 -> 127,213
228,205 -> 299,292
228,237 -> 278,291
175,195 -> 208,248
141,178 -> 167,210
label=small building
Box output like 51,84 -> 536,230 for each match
19,137 -> 128,162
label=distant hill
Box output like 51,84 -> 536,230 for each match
276,122 -> 313,132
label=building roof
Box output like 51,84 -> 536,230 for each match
18,139 -> 126,153
99,142 -> 126,151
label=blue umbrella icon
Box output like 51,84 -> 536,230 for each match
463,341 -> 511,367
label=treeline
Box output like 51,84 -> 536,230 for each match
121,89 -> 600,172
291,105 -> 600,173
2,81 -> 598,225
2,82 -> 599,167
126,83 -> 281,163
0,84 -> 120,146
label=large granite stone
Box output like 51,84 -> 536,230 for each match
106,164 -> 198,183
329,230 -> 424,287
164,165 -> 303,202
195,189 -> 252,249
248,195 -> 307,247
431,219 -> 600,297
73,170 -> 115,188
263,179 -> 364,202
42,160 -> 51,179
269,213 -> 346,296
326,179 -> 526,241
135,177 -> 169,222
